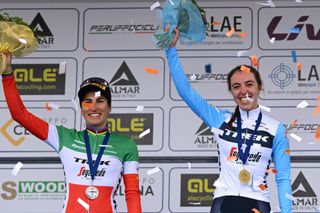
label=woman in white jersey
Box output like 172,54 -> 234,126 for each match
165,29 -> 292,213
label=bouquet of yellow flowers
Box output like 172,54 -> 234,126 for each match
152,0 -> 208,49
0,13 -> 39,74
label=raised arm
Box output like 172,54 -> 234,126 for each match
165,30 -> 225,128
272,124 -> 292,213
1,51 -> 49,140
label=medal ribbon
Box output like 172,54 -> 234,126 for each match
236,111 -> 262,165
83,129 -> 110,181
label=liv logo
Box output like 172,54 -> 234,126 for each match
267,16 -> 320,41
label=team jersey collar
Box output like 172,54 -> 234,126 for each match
86,125 -> 109,135
239,106 -> 261,121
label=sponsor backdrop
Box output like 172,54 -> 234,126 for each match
0,0 -> 320,212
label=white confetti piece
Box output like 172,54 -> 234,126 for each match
188,162 -> 191,169
59,61 -> 67,74
267,0 -> 276,7
95,91 -> 101,97
270,37 -> 275,44
147,166 -> 160,175
18,38 -> 27,44
237,50 -> 249,57
213,179 -> 228,190
136,105 -> 144,112
290,133 -> 302,142
139,128 -> 150,138
12,162 -> 23,176
211,127 -> 223,136
71,99 -> 78,111
150,1 -> 160,10
77,198 -> 89,210
295,0 -> 302,3
190,74 -> 196,81
169,0 -> 174,6
189,202 -> 201,205
285,192 -> 296,201
259,104 -> 271,112
296,100 -> 308,109
47,102 -> 60,109
256,2 -> 272,6
246,93 -> 254,103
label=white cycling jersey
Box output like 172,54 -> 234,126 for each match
166,47 -> 292,213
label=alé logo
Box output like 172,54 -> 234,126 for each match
267,16 -> 320,41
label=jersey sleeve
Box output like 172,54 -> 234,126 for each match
166,47 -> 225,128
123,137 -> 142,213
2,74 -> 49,140
272,123 -> 292,213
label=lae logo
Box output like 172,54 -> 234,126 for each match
267,16 -> 320,41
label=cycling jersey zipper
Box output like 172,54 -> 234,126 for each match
88,131 -> 98,213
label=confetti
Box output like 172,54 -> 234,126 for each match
259,104 -> 271,112
150,1 -> 160,10
240,65 -> 251,73
252,208 -> 261,213
147,166 -> 160,175
12,161 -> 23,176
211,127 -> 224,136
256,2 -> 272,6
246,93 -> 254,103
45,102 -> 60,111
315,128 -> 320,140
237,50 -> 249,57
225,27 -> 235,37
190,74 -> 196,81
285,149 -> 290,155
295,0 -> 302,2
188,162 -> 191,169
59,61 -> 67,74
95,91 -> 101,97
18,38 -> 27,44
290,133 -> 302,142
77,198 -> 89,210
205,64 -> 212,73
289,27 -> 300,34
169,0 -> 174,6
296,100 -> 308,109
269,37 -> 275,44
258,184 -> 267,191
226,156 -> 238,161
139,128 -> 150,138
296,62 -> 302,71
291,50 -> 297,63
285,192 -> 296,201
189,202 -> 201,205
251,55 -> 259,67
71,99 -> 78,111
312,105 -> 320,116
266,0 -> 275,7
136,105 -> 144,112
82,102 -> 94,109
144,67 -> 158,75
211,21 -> 221,25
237,32 -> 248,37
267,168 -> 278,174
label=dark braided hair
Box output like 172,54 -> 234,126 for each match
226,65 -> 263,129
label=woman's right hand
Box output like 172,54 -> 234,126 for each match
0,50 -> 13,75
168,28 -> 180,48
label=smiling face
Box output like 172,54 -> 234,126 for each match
230,70 -> 262,111
81,91 -> 111,130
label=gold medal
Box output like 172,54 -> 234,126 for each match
85,186 -> 99,200
239,169 -> 251,184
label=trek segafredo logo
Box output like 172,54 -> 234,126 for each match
109,61 -> 140,98
292,171 -> 318,211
